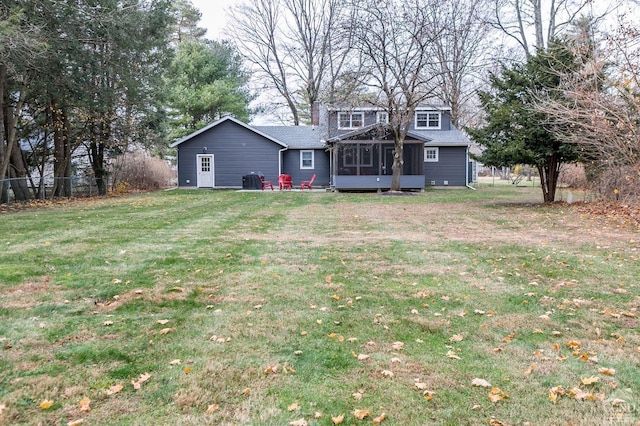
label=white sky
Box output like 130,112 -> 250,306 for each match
190,0 -> 241,39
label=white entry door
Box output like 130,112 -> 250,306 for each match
196,154 -> 214,187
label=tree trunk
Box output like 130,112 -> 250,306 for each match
51,102 -> 72,197
537,152 -> 561,203
0,64 -> 7,203
391,137 -> 404,191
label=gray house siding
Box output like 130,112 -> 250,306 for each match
175,120 -> 282,187
425,146 -> 468,186
326,108 -> 453,138
282,149 -> 330,187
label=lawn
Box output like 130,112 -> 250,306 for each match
0,184 -> 639,425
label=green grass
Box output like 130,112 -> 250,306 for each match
1,184 -> 639,425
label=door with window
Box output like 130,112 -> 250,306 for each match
196,154 -> 214,187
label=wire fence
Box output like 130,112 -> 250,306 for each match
0,177 -> 102,204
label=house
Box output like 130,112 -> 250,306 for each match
170,117 -> 328,188
171,104 -> 474,190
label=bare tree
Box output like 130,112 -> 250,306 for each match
537,19 -> 640,200
423,0 -> 493,126
489,0 -> 618,56
347,0 -> 441,191
229,0 -> 351,124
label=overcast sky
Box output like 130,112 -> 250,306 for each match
190,0 -> 240,39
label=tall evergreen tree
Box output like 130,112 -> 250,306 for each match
468,41 -> 581,202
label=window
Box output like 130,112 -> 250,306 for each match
415,112 -> 441,129
376,111 -> 389,124
300,150 -> 314,169
424,147 -> 439,162
342,144 -> 372,167
338,112 -> 364,129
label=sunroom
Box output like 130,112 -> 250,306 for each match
326,126 -> 429,191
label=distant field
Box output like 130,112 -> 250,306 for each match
1,185 -> 638,425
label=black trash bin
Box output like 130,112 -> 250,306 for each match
242,173 -> 263,189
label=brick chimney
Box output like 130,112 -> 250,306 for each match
311,101 -> 320,126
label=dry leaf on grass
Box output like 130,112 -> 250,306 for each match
391,341 -> 404,351
40,400 -> 53,410
472,378 -> 492,388
373,413 -> 386,424
287,403 -> 300,411
381,370 -> 394,378
331,414 -> 344,424
581,376 -> 599,385
598,367 -> 616,376
106,383 -> 123,396
67,420 -> 84,426
78,397 -> 91,413
488,387 -> 509,403
157,319 -> 169,325
446,350 -> 461,360
353,409 -> 370,420
132,373 -> 151,390
289,419 -> 307,426
449,334 -> 463,342
206,404 -> 219,414
159,328 -> 173,335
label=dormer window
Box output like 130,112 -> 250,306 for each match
376,111 -> 389,124
338,112 -> 364,129
415,112 -> 441,129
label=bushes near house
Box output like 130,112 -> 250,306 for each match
110,152 -> 175,192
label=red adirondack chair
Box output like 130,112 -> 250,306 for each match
278,174 -> 292,190
300,174 -> 316,190
259,176 -> 274,190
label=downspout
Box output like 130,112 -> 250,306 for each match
278,147 -> 288,175
465,145 -> 476,190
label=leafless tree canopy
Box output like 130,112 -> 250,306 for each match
228,0 -> 353,124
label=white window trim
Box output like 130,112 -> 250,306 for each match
338,112 -> 364,129
415,112 -> 441,129
300,150 -> 315,169
376,111 -> 389,124
424,147 -> 439,162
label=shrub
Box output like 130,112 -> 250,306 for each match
110,152 -> 175,192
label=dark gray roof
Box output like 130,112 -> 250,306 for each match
410,128 -> 471,147
254,126 -> 325,149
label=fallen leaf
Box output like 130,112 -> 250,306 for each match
581,376 -> 599,385
372,412 -> 386,424
423,390 -> 435,401
549,386 -> 565,403
352,392 -> 363,400
288,402 -> 300,411
449,334 -> 463,342
414,381 -> 428,390
381,369 -> 394,378
79,397 -> 91,413
106,383 -> 123,395
331,413 -> 344,424
566,340 -> 581,349
488,387 -> 509,403
391,341 -> 404,351
331,294 -> 340,300
206,403 -> 219,414
315,411 -> 323,418
598,367 -> 616,376
160,328 -> 173,335
184,367 -> 192,374
353,409 -> 370,420
357,353 -> 370,361
157,319 -> 169,325
242,388 -> 251,395
472,378 -> 492,388
446,350 -> 461,360
40,400 -> 54,410
103,321 -> 114,326
132,373 -> 151,390
289,419 -> 307,426
67,420 -> 84,426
